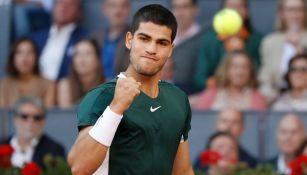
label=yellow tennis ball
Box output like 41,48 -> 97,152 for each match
213,8 -> 243,38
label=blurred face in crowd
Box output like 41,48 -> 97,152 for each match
14,40 -> 36,75
227,54 -> 251,88
171,0 -> 198,31
103,0 -> 131,28
14,103 -> 45,142
73,41 -> 100,76
280,0 -> 305,30
277,114 -> 305,157
223,0 -> 248,20
288,57 -> 307,90
216,108 -> 244,139
53,0 -> 80,27
210,135 -> 238,174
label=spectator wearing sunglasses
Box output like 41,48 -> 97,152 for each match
0,96 -> 65,168
272,54 -> 307,111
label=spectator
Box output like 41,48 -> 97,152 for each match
91,0 -> 131,80
13,0 -> 53,39
0,38 -> 55,109
269,113 -> 306,174
194,0 -> 262,91
170,0 -> 203,94
272,54 -> 307,111
194,132 -> 239,175
215,108 -> 257,167
0,96 -> 65,168
57,39 -> 105,109
30,0 -> 87,81
259,0 -> 307,102
191,50 -> 267,111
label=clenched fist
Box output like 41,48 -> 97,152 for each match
110,77 -> 141,115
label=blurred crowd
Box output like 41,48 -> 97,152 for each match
1,0 -> 307,174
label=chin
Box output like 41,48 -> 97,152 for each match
136,67 -> 160,77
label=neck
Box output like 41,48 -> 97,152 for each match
291,87 -> 306,98
125,67 -> 160,98
17,136 -> 32,151
283,154 -> 295,165
108,25 -> 126,40
227,85 -> 246,94
19,73 -> 35,82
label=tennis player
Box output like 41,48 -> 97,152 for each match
68,4 -> 194,175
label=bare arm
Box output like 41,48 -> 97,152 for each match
57,79 -> 73,109
44,80 -> 56,108
68,126 -> 109,175
68,77 -> 141,175
172,141 -> 194,175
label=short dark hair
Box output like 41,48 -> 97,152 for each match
6,38 -> 40,78
205,131 -> 238,150
130,4 -> 178,42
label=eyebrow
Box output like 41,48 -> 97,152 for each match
137,33 -> 171,44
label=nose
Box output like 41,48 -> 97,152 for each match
145,42 -> 157,55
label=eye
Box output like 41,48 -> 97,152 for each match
158,41 -> 169,47
139,36 -> 149,42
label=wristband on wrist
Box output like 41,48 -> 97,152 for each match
89,106 -> 123,147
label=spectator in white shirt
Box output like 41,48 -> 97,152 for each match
30,0 -> 87,81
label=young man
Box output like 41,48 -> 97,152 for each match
68,4 -> 194,175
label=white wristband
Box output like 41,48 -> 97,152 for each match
89,106 -> 123,147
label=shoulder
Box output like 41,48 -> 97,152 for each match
39,134 -> 64,150
266,156 -> 278,168
249,30 -> 263,39
0,77 -> 15,86
58,78 -> 70,88
0,137 -> 11,145
73,25 -> 88,35
202,28 -> 218,41
79,80 -> 116,108
160,81 -> 188,98
77,80 -> 117,127
37,134 -> 65,156
262,32 -> 284,45
29,28 -> 50,39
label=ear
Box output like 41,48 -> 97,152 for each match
125,32 -> 133,50
167,43 -> 175,58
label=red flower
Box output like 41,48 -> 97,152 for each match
0,144 -> 14,156
200,150 -> 222,166
0,144 -> 14,168
22,162 -> 42,175
289,155 -> 307,175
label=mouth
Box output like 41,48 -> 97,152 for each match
141,56 -> 158,61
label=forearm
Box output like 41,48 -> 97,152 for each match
68,127 -> 109,175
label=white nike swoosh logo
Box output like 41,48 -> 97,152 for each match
150,106 -> 161,112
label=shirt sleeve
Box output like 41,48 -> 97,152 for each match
77,86 -> 114,131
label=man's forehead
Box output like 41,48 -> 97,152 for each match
135,22 -> 172,41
